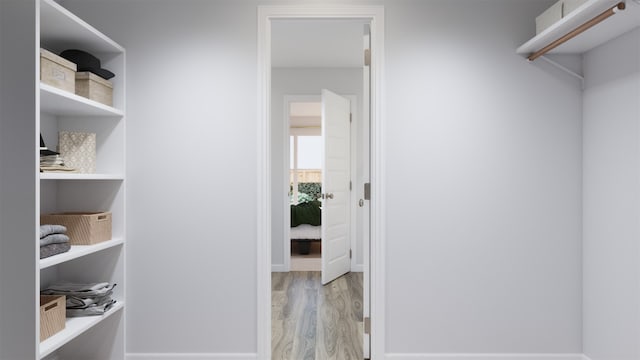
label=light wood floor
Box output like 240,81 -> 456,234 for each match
272,271 -> 363,360
291,242 -> 321,271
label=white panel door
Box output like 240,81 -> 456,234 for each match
321,89 -> 351,285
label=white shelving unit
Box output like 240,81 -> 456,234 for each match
517,0 -> 640,56
37,0 -> 126,358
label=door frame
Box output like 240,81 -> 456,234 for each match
257,5 -> 385,359
283,94 -> 359,273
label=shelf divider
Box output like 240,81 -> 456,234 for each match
40,83 -> 123,117
40,173 -> 125,181
39,238 -> 124,269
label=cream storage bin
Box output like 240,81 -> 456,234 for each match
40,295 -> 65,341
536,1 -> 563,34
40,49 -> 77,93
41,212 -> 112,245
75,71 -> 113,106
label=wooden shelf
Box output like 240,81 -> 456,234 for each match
517,0 -> 640,55
40,0 -> 124,54
40,83 -> 123,117
39,238 -> 124,269
39,301 -> 124,359
40,173 -> 125,181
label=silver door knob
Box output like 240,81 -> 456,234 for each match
359,199 -> 364,207
325,193 -> 334,199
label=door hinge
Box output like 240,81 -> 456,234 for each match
364,182 -> 371,200
350,113 -> 352,123
364,49 -> 371,66
349,181 -> 352,191
349,249 -> 352,259
364,317 -> 371,334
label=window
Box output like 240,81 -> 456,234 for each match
290,135 -> 321,203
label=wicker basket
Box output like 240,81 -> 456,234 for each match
40,295 -> 65,341
41,212 -> 112,245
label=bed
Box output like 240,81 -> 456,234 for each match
290,199 -> 321,255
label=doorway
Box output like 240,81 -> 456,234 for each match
257,5 -> 385,359
285,95 -> 359,277
288,99 -> 323,272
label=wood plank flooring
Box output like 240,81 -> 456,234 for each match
272,271 -> 363,360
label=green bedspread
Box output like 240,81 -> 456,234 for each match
291,200 -> 321,227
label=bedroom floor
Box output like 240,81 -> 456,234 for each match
272,271 -> 363,360
291,241 -> 321,271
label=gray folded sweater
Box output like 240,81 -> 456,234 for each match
40,233 -> 70,247
40,224 -> 67,239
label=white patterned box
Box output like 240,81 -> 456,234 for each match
58,131 -> 96,173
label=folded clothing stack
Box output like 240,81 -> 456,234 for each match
40,155 -> 77,173
41,282 -> 117,317
40,224 -> 71,259
40,135 -> 76,173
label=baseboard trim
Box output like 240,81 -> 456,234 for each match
352,264 -> 364,272
271,264 -> 287,272
385,354 -> 584,360
126,353 -> 257,360
582,355 -> 593,360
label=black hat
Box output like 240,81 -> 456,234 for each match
60,49 -> 115,80
40,134 -> 58,156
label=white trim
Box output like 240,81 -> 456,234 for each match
271,264 -> 287,272
126,354 -> 257,360
351,264 -> 364,272
369,7 -> 386,359
582,355 -> 593,360
348,94 -> 359,272
258,5 -> 385,360
256,7 -> 271,359
385,354 -> 584,360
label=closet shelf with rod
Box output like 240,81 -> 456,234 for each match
517,0 -> 640,59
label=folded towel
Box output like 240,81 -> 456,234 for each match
39,242 -> 71,259
66,292 -> 114,309
40,224 -> 67,239
41,283 -> 116,297
40,233 -> 70,247
66,299 -> 116,317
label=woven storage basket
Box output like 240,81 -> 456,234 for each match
40,295 -> 65,341
41,212 -> 112,245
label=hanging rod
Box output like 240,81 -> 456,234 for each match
528,1 -> 626,61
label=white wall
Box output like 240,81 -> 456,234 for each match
384,0 -> 583,354
0,1 -> 38,359
64,0 -> 584,357
582,27 -> 640,360
61,0 -> 259,355
271,68 -> 364,270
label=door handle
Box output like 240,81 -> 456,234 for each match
359,199 -> 364,207
324,193 -> 334,199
